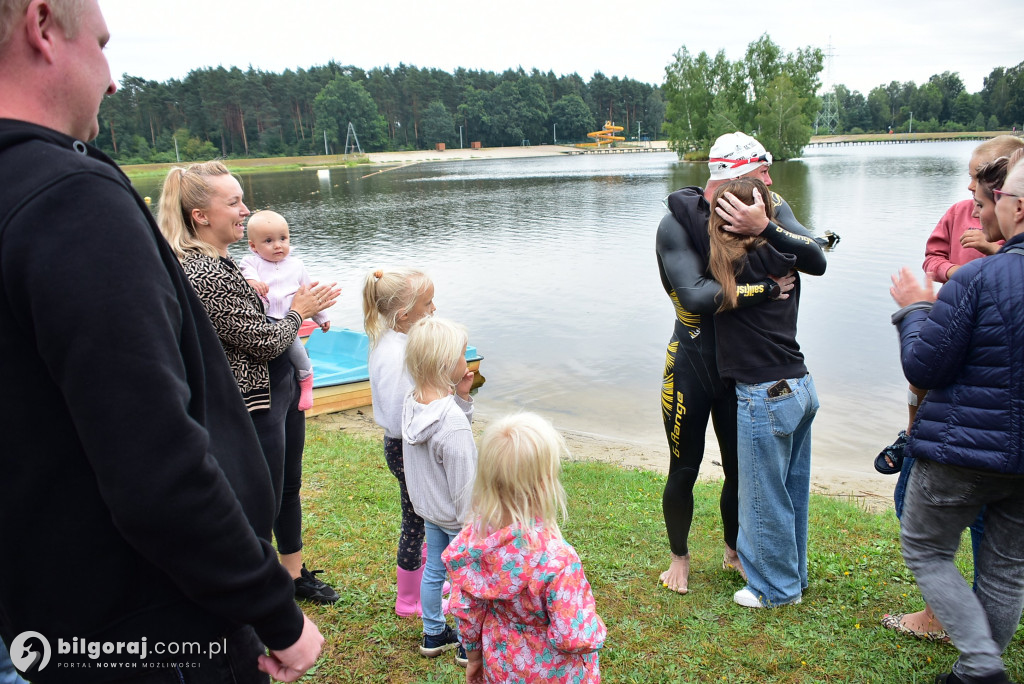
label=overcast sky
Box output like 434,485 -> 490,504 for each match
100,0 -> 1022,96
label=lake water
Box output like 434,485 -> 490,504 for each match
135,141 -> 978,483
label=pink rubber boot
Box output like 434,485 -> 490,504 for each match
395,566 -> 423,618
297,372 -> 314,411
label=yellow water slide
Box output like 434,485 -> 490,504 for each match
578,121 -> 626,147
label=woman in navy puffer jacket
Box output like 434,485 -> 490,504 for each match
889,155 -> 1024,684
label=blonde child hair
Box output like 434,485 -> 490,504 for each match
404,317 -> 467,401
471,412 -> 569,539
973,134 -> 1024,164
157,161 -> 233,260
362,268 -> 433,347
707,177 -> 775,312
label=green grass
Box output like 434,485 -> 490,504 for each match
120,155 -> 372,179
295,425 -> 1022,683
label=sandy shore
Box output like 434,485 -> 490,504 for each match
119,142 -> 674,177
311,407 -> 896,513
361,141 -> 672,165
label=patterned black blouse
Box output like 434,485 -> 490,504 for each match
180,251 -> 301,410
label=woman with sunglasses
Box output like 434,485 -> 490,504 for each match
890,150 -> 1024,684
879,135 -> 1024,643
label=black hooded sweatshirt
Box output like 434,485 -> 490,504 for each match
660,185 -> 827,382
0,120 -> 302,682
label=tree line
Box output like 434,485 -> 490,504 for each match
95,64 -> 666,163
96,35 -> 1023,165
824,64 -> 1024,135
662,34 -> 824,160
663,33 -> 1024,159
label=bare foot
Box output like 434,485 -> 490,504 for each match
659,553 -> 690,594
723,546 -> 747,580
901,607 -> 945,634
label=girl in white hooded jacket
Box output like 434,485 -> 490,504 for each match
402,316 -> 476,666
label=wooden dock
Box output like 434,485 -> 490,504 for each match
576,142 -> 672,155
805,132 -> 1019,148
581,147 -> 673,155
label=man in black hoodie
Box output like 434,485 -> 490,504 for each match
0,1 -> 322,682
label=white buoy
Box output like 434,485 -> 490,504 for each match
317,169 -> 330,181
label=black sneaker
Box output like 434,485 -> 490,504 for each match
455,644 -> 468,668
419,624 -> 459,657
294,564 -> 339,604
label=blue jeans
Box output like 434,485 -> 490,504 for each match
0,637 -> 27,684
735,374 -> 818,606
422,520 -> 460,635
901,459 -> 1024,680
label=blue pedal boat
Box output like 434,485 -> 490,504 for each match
302,327 -> 483,416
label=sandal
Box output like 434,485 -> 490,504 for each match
874,430 -> 908,474
880,612 -> 950,643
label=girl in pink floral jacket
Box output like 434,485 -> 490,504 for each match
442,413 -> 606,683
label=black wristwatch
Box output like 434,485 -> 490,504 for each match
766,279 -> 781,300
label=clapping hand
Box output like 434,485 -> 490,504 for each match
890,267 -> 937,308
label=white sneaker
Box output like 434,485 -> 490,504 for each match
733,587 -> 802,608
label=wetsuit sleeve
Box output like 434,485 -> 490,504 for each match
761,221 -> 827,275
656,213 -> 774,312
765,196 -> 827,275
771,194 -> 813,236
545,554 -> 607,654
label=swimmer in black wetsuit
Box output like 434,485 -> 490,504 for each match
655,132 -> 822,594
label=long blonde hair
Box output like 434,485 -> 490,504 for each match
362,268 -> 433,347
404,317 -> 466,399
471,413 -> 568,540
157,161 -> 233,260
707,178 -> 774,312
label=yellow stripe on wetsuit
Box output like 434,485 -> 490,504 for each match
662,340 -> 677,419
670,291 -> 700,336
661,341 -> 687,460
